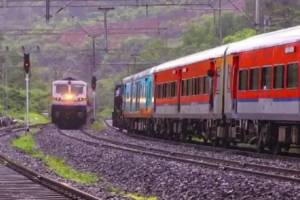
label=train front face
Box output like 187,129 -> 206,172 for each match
51,79 -> 88,128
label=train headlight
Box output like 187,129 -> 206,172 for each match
63,93 -> 74,101
77,97 -> 86,102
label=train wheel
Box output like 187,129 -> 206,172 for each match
256,122 -> 270,153
212,138 -> 219,147
269,142 -> 281,155
256,139 -> 264,153
269,125 -> 281,155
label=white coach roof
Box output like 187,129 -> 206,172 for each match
123,45 -> 228,83
53,79 -> 87,85
123,25 -> 300,82
153,45 -> 228,73
123,67 -> 154,83
228,25 -> 300,54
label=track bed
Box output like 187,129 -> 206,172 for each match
0,161 -> 67,200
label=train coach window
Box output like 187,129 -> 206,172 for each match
261,67 -> 272,89
199,77 -> 204,94
250,68 -> 259,90
55,84 -> 68,94
163,84 -> 167,98
239,70 -> 248,90
192,78 -> 199,95
194,78 -> 200,95
181,80 -> 185,96
186,79 -> 191,96
287,63 -> 298,88
170,82 -> 176,97
204,77 -> 209,94
273,65 -> 284,89
156,85 -> 161,98
192,78 -> 196,95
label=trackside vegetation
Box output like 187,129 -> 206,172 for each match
11,129 -> 98,184
107,185 -> 157,200
91,120 -> 106,132
11,129 -> 157,199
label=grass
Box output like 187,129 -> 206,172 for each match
11,129 -> 157,199
107,185 -> 157,200
191,135 -> 204,143
9,112 -> 49,125
91,120 -> 106,132
11,129 -> 98,184
97,107 -> 112,119
125,193 -> 157,200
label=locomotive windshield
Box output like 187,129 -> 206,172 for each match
71,84 -> 84,95
55,84 -> 68,94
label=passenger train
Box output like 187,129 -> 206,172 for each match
113,25 -> 300,153
51,77 -> 88,128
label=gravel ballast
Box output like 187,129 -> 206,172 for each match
37,125 -> 300,200
1,125 -> 300,199
89,120 -> 300,171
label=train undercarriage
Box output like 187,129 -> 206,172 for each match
115,116 -> 300,154
51,105 -> 87,129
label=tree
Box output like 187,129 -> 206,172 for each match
223,28 -> 256,44
181,12 -> 252,53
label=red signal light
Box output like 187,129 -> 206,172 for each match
24,53 -> 30,74
91,76 -> 97,90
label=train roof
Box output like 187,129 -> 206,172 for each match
228,25 -> 300,54
122,45 -> 228,83
123,25 -> 300,83
52,79 -> 87,85
123,68 -> 154,83
153,45 -> 228,73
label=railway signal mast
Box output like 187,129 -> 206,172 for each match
23,53 -> 30,132
91,76 -> 97,122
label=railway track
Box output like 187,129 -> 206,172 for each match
0,123 -> 50,137
0,154 -> 99,200
0,123 -> 100,200
58,126 -> 300,184
104,120 -> 300,162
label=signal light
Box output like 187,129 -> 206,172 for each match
91,76 -> 97,90
24,53 -> 30,74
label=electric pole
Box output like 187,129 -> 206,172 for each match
255,0 -> 260,32
98,7 -> 115,52
46,0 -> 51,23
92,36 -> 96,75
1,63 -> 5,114
1,47 -> 9,115
218,0 -> 222,44
4,57 -> 7,114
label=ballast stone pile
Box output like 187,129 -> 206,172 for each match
90,123 -> 300,171
0,128 -> 125,200
34,126 -> 300,200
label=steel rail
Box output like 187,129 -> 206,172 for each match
0,123 -> 50,137
0,154 -> 99,200
0,123 -> 100,199
105,120 -> 300,161
57,128 -> 300,184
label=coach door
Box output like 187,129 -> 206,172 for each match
214,58 -> 224,115
145,77 -> 152,110
208,59 -> 215,112
231,55 -> 239,113
177,69 -> 182,113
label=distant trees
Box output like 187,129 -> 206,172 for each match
223,28 -> 256,44
245,0 -> 300,31
180,12 -> 252,53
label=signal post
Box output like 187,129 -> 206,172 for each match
24,53 -> 30,132
91,76 -> 97,123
